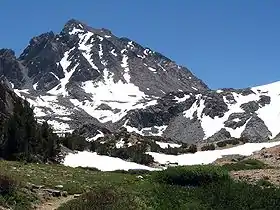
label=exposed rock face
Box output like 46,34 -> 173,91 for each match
241,116 -> 271,142
0,49 -> 24,88
0,82 -> 21,121
206,128 -> 232,143
164,114 -> 204,144
1,19 -> 280,143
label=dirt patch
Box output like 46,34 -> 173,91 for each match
35,195 -> 75,210
249,145 -> 280,167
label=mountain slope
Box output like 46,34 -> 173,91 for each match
0,19 -> 208,133
120,81 -> 280,143
1,19 -> 280,143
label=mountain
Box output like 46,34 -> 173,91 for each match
0,19 -> 279,143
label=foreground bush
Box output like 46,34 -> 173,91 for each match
58,186 -> 146,210
193,179 -> 280,210
0,174 -> 17,196
152,165 -> 229,187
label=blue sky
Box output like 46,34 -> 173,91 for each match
1,0 -> 279,89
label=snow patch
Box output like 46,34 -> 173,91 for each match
98,44 -> 103,59
174,94 -> 190,103
86,130 -> 104,141
110,49 -> 117,57
48,120 -> 71,133
116,138 -> 125,148
63,151 -> 156,171
69,28 -> 84,35
121,54 -> 130,83
148,67 -> 157,72
155,142 -> 181,149
125,123 -> 167,136
50,72 -> 60,80
33,82 -> 38,90
148,141 -> 280,166
78,32 -> 99,72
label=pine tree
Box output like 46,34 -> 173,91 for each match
0,99 -> 61,163
40,121 -> 60,162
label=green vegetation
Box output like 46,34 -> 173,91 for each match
222,159 -> 269,171
152,165 -> 229,187
200,143 -> 215,151
1,160 -> 280,210
0,172 -> 38,209
58,187 -> 147,210
0,174 -> 18,196
93,142 -> 155,165
0,100 -> 60,163
216,137 -> 249,148
257,178 -> 274,188
61,133 -> 90,151
149,140 -> 198,155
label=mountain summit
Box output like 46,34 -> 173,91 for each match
0,19 -> 279,143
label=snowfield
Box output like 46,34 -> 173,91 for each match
63,141 -> 280,171
63,151 -> 156,171
148,141 -> 280,166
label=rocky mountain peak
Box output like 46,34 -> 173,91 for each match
0,49 -> 16,58
2,19 -> 279,144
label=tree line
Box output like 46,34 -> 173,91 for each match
0,100 -> 60,163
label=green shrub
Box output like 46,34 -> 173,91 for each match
96,143 -> 110,155
163,146 -> 180,155
194,179 -> 280,210
0,174 -> 17,196
131,153 -> 154,165
216,138 -> 243,148
184,144 -> 197,153
239,136 -> 249,144
201,144 -> 215,151
61,134 -> 90,151
58,186 -> 146,210
76,166 -> 100,172
127,169 -> 151,175
112,169 -> 151,175
222,159 -> 268,171
152,165 -> 229,187
111,148 -> 130,159
216,141 -> 227,147
98,143 -> 154,165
